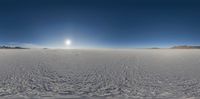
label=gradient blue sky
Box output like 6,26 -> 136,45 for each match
0,0 -> 200,48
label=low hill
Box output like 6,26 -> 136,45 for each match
171,45 -> 200,49
0,46 -> 28,49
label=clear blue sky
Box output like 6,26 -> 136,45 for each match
0,0 -> 200,48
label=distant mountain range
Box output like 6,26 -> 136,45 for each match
0,46 -> 28,49
1,45 -> 200,49
171,45 -> 200,49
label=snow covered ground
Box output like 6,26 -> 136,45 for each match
0,49 -> 200,99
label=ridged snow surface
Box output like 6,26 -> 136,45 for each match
0,49 -> 200,99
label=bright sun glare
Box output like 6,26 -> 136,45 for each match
65,39 -> 71,46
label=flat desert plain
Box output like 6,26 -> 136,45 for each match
0,49 -> 200,99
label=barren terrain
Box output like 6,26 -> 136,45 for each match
0,49 -> 200,99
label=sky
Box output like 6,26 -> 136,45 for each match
0,0 -> 200,48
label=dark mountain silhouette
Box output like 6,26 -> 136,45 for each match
0,45 -> 28,49
171,45 -> 200,49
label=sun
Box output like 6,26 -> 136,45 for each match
65,39 -> 71,46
